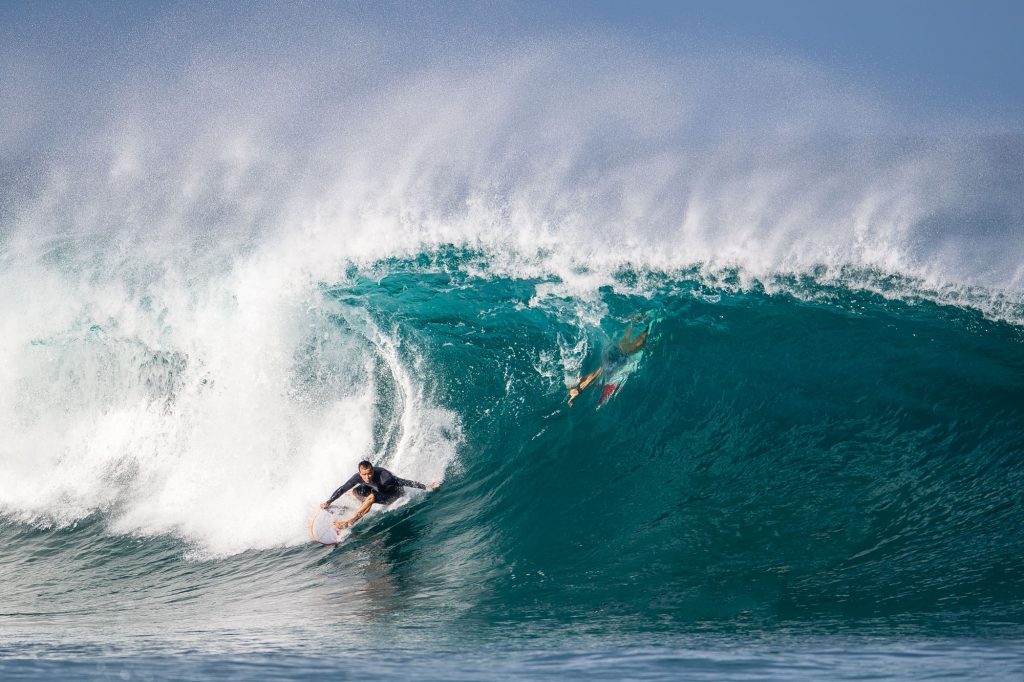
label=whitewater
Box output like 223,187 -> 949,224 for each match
1,5 -> 1023,679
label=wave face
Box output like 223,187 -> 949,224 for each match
342,256 -> 1024,630
2,4 -> 1024,678
2,251 -> 1023,665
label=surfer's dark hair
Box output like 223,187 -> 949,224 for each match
358,460 -> 373,470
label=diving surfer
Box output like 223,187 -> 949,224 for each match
567,323 -> 649,407
320,460 -> 439,530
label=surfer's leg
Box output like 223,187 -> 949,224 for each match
353,494 -> 375,518
569,368 -> 603,406
334,494 -> 376,529
579,368 -> 602,390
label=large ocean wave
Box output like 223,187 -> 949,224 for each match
2,6 -> 1023,677
2,251 -> 1022,634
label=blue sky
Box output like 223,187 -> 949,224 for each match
537,0 -> 1024,123
2,0 -> 1022,125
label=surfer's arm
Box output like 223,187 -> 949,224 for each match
323,473 -> 360,506
384,472 -> 439,491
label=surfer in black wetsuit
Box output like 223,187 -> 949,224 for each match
320,460 -> 439,530
567,322 -> 649,407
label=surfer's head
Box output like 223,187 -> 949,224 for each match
358,460 -> 374,483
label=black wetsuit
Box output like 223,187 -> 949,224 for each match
325,468 -> 426,506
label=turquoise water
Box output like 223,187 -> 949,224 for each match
3,4 -> 1024,676
2,252 -> 1023,678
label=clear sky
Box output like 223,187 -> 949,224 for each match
532,0 -> 1024,123
2,0 -> 1023,121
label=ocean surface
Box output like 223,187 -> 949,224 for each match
2,251 -> 1023,680
2,5 -> 1024,679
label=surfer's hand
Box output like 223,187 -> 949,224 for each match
319,502 -> 328,510
428,481 -> 440,490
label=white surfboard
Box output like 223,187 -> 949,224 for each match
310,494 -> 406,545
310,497 -> 362,546
310,507 -> 349,546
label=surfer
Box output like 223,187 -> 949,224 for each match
320,461 -> 439,530
567,323 -> 649,407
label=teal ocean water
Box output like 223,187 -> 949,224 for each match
2,251 -> 1023,679
3,5 -> 1024,678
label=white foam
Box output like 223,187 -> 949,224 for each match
1,13 -> 1021,552
0,239 -> 459,555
